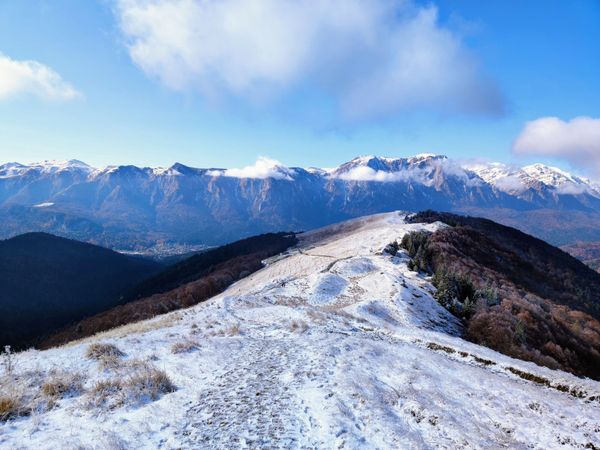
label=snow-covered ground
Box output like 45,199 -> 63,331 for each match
1,212 -> 599,449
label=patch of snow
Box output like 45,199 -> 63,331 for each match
151,166 -> 182,177
0,162 -> 27,178
32,202 -> 54,208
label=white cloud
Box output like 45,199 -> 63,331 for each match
335,158 -> 479,185
336,166 -> 412,182
555,182 -> 589,196
493,175 -> 527,193
115,0 -> 503,119
0,53 -> 80,101
513,117 -> 600,179
207,156 -> 295,180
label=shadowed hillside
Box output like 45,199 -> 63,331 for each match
0,233 -> 163,349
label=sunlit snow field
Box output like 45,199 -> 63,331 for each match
1,212 -> 598,449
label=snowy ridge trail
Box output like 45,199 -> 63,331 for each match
1,212 -> 599,449
179,338 -> 308,448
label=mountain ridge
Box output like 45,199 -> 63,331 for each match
2,154 -> 599,252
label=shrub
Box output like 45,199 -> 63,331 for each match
474,286 -> 500,307
382,241 -> 400,256
1,346 -> 17,376
431,270 -> 475,318
401,231 -> 432,272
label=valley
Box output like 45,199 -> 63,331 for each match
2,155 -> 600,253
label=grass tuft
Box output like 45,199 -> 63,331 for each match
86,361 -> 175,410
171,340 -> 200,354
86,343 -> 125,360
0,395 -> 24,421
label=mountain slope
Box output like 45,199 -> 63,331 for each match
122,232 -> 298,302
403,211 -> 600,378
562,241 -> 600,272
0,233 -> 163,348
2,155 -> 600,251
40,232 -> 298,348
1,213 -> 598,449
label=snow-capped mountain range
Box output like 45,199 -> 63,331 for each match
466,161 -> 600,196
1,154 -> 600,250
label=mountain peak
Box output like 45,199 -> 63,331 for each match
331,154 -> 457,182
410,153 -> 447,160
0,159 -> 93,178
35,159 -> 93,172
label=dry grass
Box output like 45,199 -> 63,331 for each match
86,343 -> 125,360
61,312 -> 183,349
207,322 -> 242,337
289,320 -> 308,333
101,431 -> 128,450
0,368 -> 87,422
0,369 -> 63,421
171,339 -> 200,354
41,371 -> 85,400
126,366 -> 176,401
86,343 -> 125,369
305,308 -> 327,324
87,380 -> 123,409
86,361 -> 175,410
0,395 -> 23,421
227,323 -> 241,336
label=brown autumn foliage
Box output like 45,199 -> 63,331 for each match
561,241 -> 600,272
404,211 -> 600,380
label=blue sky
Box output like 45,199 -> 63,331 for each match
0,0 -> 599,174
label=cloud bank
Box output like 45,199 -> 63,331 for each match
0,53 -> 80,101
513,117 -> 600,178
335,158 -> 480,186
207,157 -> 295,180
115,0 -> 504,119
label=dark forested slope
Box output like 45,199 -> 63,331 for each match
0,233 -> 162,348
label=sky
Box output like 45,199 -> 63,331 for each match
0,0 -> 598,177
